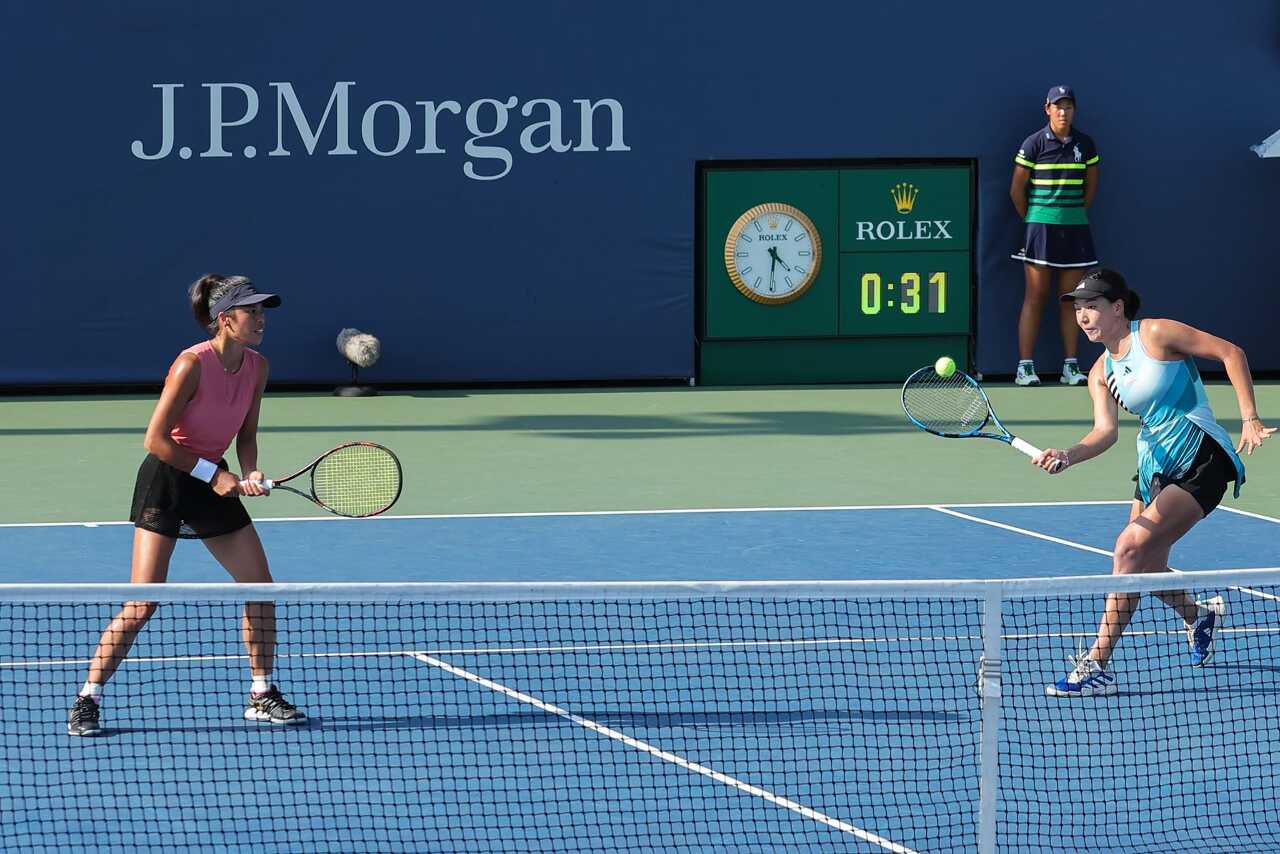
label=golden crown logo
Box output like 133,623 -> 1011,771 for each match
890,182 -> 919,215
766,214 -> 780,230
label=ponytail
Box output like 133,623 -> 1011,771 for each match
189,274 -> 251,336
1122,289 -> 1141,320
1080,268 -> 1140,321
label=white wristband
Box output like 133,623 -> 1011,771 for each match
190,458 -> 218,483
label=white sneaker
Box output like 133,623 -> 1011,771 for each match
1045,651 -> 1118,697
1060,361 -> 1087,385
1014,363 -> 1041,386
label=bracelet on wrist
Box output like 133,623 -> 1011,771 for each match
190,458 -> 218,483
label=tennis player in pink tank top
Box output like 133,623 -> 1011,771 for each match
68,274 -> 307,736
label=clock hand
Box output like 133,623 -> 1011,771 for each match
767,245 -> 792,272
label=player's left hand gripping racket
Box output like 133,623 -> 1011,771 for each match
241,441 -> 403,517
902,366 -> 1062,470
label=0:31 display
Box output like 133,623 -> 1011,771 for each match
858,272 -> 947,314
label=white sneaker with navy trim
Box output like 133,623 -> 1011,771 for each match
1014,362 -> 1041,387
1188,596 -> 1226,667
1045,652 -> 1117,697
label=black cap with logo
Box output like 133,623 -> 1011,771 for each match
1060,269 -> 1128,303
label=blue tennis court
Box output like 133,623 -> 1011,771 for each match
3,501 -> 1279,852
15,499 -> 1278,584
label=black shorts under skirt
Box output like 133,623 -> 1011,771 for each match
130,454 -> 252,540
1012,222 -> 1098,268
1133,435 -> 1235,518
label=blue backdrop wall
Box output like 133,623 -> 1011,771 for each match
3,1 -> 1278,385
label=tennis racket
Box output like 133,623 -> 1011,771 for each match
901,366 -> 1062,470
241,442 -> 403,517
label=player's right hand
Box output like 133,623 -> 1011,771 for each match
1033,448 -> 1070,474
238,471 -> 270,497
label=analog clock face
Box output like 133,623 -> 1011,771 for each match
724,203 -> 823,304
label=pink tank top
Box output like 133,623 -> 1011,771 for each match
169,340 -> 263,460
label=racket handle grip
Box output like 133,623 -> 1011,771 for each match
239,479 -> 275,491
1011,437 -> 1066,473
1010,437 -> 1042,459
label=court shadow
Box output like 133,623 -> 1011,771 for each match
68,707 -> 968,739
1200,662 -> 1280,675
309,706 -> 967,733
1120,683 -> 1280,698
0,412 -> 1095,439
84,721 -> 325,737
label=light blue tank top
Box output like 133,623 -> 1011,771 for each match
1103,320 -> 1244,503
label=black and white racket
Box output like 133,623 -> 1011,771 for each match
902,366 -> 1062,470
242,442 -> 403,518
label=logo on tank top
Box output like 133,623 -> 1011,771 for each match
1106,368 -> 1139,417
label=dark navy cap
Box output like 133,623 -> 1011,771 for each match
1046,85 -> 1076,104
1060,269 -> 1127,303
208,281 -> 282,317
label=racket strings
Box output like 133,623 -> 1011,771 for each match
902,370 -> 989,435
311,444 -> 402,517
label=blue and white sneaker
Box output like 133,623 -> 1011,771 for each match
1188,595 -> 1226,667
1045,652 -> 1118,697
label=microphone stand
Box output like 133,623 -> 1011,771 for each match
334,359 -> 377,397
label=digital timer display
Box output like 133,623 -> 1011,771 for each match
838,251 -> 969,336
858,271 -> 947,315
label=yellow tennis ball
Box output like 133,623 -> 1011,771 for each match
935,356 -> 957,377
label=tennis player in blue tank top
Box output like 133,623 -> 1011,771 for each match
1033,269 -> 1274,697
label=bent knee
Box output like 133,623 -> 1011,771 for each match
1112,530 -> 1155,573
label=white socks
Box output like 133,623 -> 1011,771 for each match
79,681 -> 103,701
251,676 -> 271,696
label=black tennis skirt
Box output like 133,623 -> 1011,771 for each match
130,454 -> 252,540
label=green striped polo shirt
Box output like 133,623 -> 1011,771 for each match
1014,125 -> 1100,225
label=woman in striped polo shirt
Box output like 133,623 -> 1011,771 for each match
67,274 -> 307,736
1010,84 -> 1101,387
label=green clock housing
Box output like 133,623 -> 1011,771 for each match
698,160 -> 975,384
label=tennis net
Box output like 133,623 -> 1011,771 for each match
1,570 -> 1278,853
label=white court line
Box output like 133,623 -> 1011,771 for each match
9,625 -> 1280,669
932,507 -> 1280,602
929,507 -> 1116,558
1219,505 -> 1280,525
407,651 -> 919,854
0,499 -> 1134,529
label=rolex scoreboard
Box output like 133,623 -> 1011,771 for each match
697,159 -> 975,384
